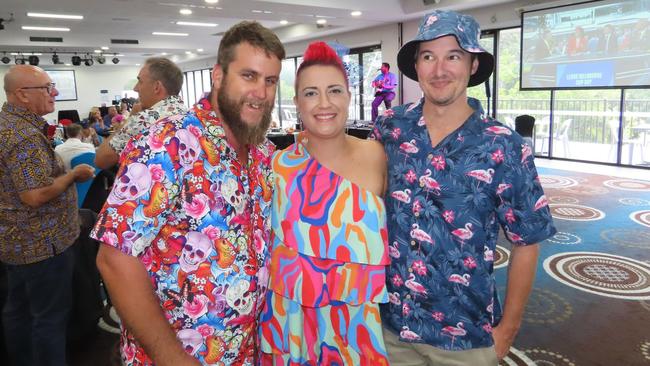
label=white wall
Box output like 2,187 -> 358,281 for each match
0,65 -> 140,123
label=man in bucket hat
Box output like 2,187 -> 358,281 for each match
371,10 -> 556,364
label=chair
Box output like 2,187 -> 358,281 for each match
57,109 -> 81,124
552,118 -> 572,157
608,120 -> 643,164
70,152 -> 101,207
515,114 -> 536,148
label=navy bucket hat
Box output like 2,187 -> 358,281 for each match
397,10 -> 494,87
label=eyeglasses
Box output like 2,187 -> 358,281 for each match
20,83 -> 57,94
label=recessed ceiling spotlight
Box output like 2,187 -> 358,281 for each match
316,19 -> 327,25
280,20 -> 288,25
162,52 -> 168,55
22,26 -> 70,32
251,10 -> 263,13
175,21 -> 217,27
135,63 -> 141,66
101,46 -> 109,50
180,8 -> 192,15
196,48 -> 204,52
65,63 -> 71,66
27,12 -> 83,20
152,31 -> 189,36
263,11 -> 273,14
351,11 -> 362,17
204,0 -> 219,3
94,50 -> 102,53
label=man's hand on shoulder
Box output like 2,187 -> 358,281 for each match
72,164 -> 95,182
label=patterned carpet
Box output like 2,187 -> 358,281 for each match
497,167 -> 650,366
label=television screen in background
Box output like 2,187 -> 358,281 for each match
520,0 -> 650,90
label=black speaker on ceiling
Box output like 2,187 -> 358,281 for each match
1,56 -> 9,64
28,55 -> 39,66
71,56 -> 81,66
52,54 -> 59,64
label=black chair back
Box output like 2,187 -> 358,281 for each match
515,114 -> 535,138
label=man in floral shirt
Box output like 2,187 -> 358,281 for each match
90,21 -> 284,366
372,10 -> 556,365
95,57 -> 187,169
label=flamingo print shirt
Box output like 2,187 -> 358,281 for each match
371,97 -> 556,350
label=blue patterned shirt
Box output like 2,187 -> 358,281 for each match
371,97 -> 556,350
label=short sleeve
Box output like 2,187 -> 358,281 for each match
90,125 -> 180,257
7,139 -> 55,192
496,136 -> 556,246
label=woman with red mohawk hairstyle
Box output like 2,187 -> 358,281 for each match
259,41 -> 390,365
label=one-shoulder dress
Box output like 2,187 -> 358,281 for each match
259,140 -> 390,365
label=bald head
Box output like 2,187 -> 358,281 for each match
3,65 -> 58,116
4,65 -> 47,94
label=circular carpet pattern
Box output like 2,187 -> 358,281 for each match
562,185 -> 609,196
549,204 -> 605,221
547,231 -> 582,245
523,288 -> 573,325
603,178 -> 650,191
641,341 -> 650,361
499,347 -> 536,366
544,252 -> 650,300
523,349 -> 576,366
601,228 -> 650,249
618,198 -> 650,206
548,196 -> 579,204
494,245 -> 510,269
630,210 -> 650,228
539,175 -> 579,189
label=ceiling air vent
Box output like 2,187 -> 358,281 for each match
30,36 -> 63,43
111,39 -> 139,45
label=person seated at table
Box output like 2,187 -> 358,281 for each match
88,108 -> 109,136
259,41 -> 390,365
54,123 -> 96,171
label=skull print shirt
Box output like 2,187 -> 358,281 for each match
371,97 -> 556,351
91,97 -> 274,366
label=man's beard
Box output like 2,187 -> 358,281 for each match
217,82 -> 273,146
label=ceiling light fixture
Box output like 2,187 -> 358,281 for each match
179,9 -> 192,15
97,55 -> 106,64
162,52 -> 168,55
152,31 -> 188,36
28,55 -> 40,66
175,21 -> 217,27
204,0 -> 219,3
316,19 -> 327,25
351,11 -> 362,16
51,53 -> 60,64
101,46 -> 109,50
84,56 -> 94,66
185,51 -> 192,55
280,20 -> 288,25
21,26 -> 70,31
15,57 -> 25,65
2,54 -> 11,64
196,48 -> 204,52
71,55 -> 81,66
112,56 -> 120,64
94,49 -> 102,53
27,12 -> 83,20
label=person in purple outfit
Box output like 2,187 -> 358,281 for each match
371,62 -> 397,123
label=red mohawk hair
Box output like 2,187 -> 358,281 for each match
295,41 -> 349,91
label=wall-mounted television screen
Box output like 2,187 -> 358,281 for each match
520,0 -> 650,90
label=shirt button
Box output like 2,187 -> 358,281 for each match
427,153 -> 433,160
410,240 -> 417,246
414,212 -> 419,217
406,294 -> 412,300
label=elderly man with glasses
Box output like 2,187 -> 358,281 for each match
0,65 -> 95,366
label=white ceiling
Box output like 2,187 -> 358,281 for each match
0,0 -> 515,67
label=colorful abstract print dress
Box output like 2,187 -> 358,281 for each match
260,141 -> 390,365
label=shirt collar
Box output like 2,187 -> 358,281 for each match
151,95 -> 183,110
2,102 -> 48,132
